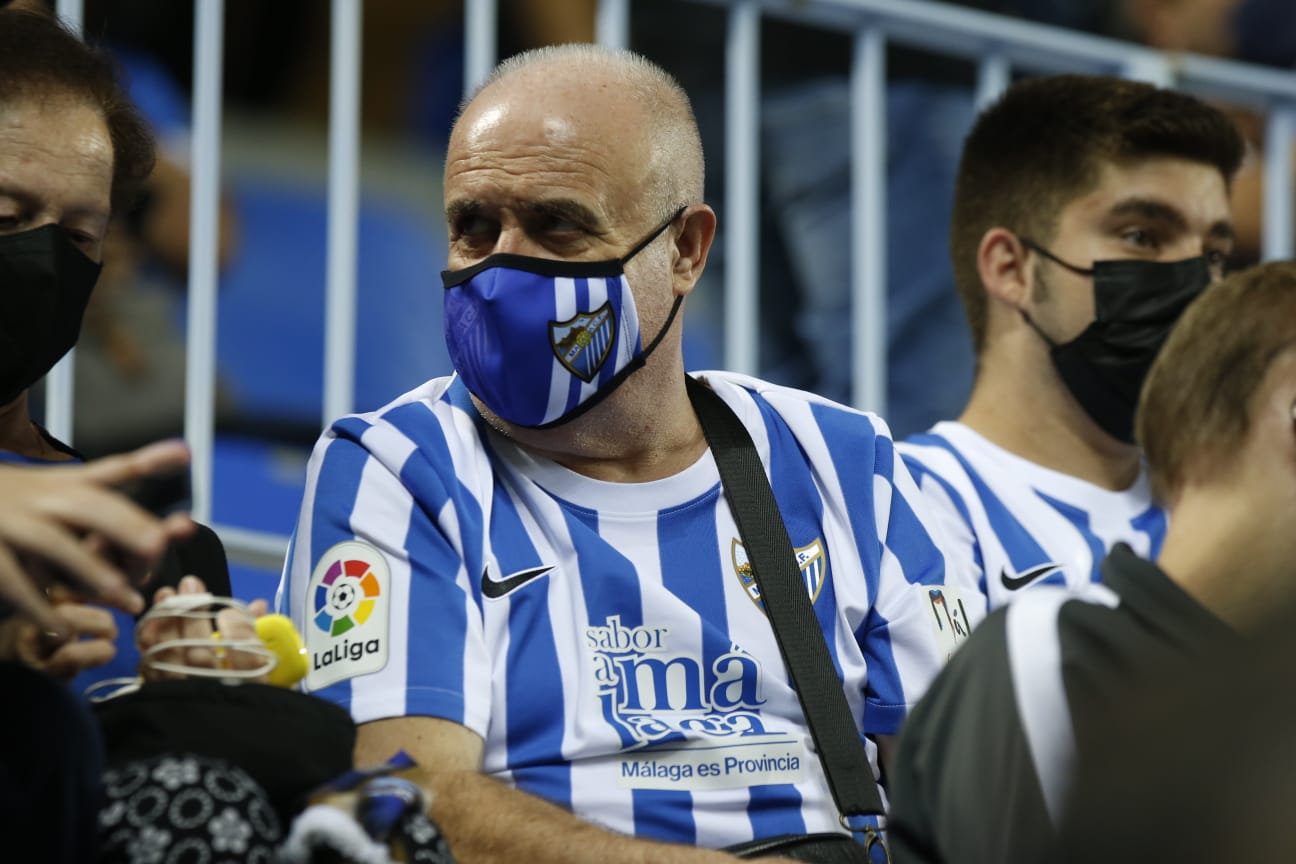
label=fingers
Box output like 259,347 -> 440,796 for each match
138,577 -> 217,680
78,439 -> 190,486
38,636 -> 117,681
12,603 -> 118,681
177,577 -> 216,668
8,517 -> 144,615
214,597 -> 271,676
38,482 -> 186,563
0,541 -> 63,637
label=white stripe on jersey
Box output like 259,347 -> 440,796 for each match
549,277 -> 579,423
1004,582 -> 1120,825
347,427 -> 417,722
899,422 -> 1165,611
1005,590 -> 1074,825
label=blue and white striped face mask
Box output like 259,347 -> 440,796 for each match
441,208 -> 683,429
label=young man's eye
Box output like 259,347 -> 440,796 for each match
1120,227 -> 1155,247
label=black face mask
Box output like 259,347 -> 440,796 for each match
0,224 -> 101,405
1021,239 -> 1211,444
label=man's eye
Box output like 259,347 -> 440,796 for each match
540,215 -> 581,233
452,214 -> 494,238
1120,227 -> 1156,248
0,215 -> 21,232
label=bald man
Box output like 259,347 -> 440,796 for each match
279,46 -> 967,862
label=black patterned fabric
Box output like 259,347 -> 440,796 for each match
98,754 -> 282,864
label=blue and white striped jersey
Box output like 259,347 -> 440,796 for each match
899,422 -> 1166,612
279,371 -> 970,848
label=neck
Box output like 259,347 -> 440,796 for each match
0,391 -> 68,461
959,343 -> 1141,490
1159,482 -> 1290,633
481,367 -> 707,483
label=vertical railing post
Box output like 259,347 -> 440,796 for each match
44,0 -> 86,445
464,0 -> 498,98
1263,106 -> 1295,262
596,0 -> 630,49
324,0 -> 363,425
975,52 -> 1010,110
185,0 -> 225,524
724,1 -> 760,376
850,26 -> 887,414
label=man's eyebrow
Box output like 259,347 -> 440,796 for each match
445,200 -> 482,223
0,183 -> 109,225
1207,219 -> 1235,242
523,199 -> 604,229
1104,197 -> 1189,232
0,183 -> 38,208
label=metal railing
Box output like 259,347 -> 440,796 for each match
44,0 -> 1296,572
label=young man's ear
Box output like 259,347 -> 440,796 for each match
671,205 -> 717,297
977,228 -> 1034,310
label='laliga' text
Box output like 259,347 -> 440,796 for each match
313,637 -> 381,668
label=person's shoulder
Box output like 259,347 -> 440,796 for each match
898,421 -> 979,475
693,370 -> 892,438
313,375 -> 487,466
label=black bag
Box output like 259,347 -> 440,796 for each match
727,832 -> 883,862
94,678 -> 355,825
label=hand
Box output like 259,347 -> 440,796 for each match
0,440 -> 194,636
0,596 -> 117,681
136,575 -> 269,681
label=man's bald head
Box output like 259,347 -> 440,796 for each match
454,45 -> 704,225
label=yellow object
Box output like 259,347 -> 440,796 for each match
255,614 -> 309,688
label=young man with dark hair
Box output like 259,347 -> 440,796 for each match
898,74 -> 1244,611
887,259 -> 1296,863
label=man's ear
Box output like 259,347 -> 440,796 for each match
671,204 -> 717,297
977,228 -> 1033,310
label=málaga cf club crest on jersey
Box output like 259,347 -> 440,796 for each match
731,538 -> 826,610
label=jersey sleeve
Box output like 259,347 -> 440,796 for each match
856,432 -> 984,734
278,413 -> 491,737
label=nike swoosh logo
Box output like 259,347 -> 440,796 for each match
1000,563 -> 1062,591
481,565 -> 555,599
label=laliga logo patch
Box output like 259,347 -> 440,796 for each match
550,302 -> 615,382
731,537 -> 826,612
305,540 -> 391,691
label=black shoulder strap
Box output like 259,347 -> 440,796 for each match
686,376 -> 888,832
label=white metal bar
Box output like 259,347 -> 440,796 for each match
596,0 -> 630,49
324,0 -> 363,425
213,524 -> 292,573
723,1 -> 760,376
975,52 -> 1010,110
44,0 -> 85,444
464,0 -> 498,98
690,0 -> 1296,104
850,27 -> 886,414
1263,107 -> 1296,262
1122,52 -> 1175,88
55,0 -> 82,33
185,0 -> 224,525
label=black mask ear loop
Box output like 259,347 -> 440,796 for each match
529,206 -> 689,431
1016,236 -> 1093,348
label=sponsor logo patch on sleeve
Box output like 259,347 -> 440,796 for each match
919,584 -> 973,663
304,540 -> 391,690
